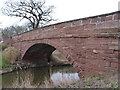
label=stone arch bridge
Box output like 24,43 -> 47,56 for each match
12,11 -> 120,77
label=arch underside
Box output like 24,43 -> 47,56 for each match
22,43 -> 70,66
22,43 -> 56,66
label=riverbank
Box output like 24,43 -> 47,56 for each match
1,58 -> 119,88
36,73 -> 118,88
1,64 -> 118,88
1,62 -> 71,75
61,74 -> 118,88
1,62 -> 30,75
2,71 -> 118,88
1,53 -> 118,88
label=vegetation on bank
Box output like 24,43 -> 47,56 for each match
0,43 -> 21,69
5,73 -> 118,88
0,56 -> 11,69
2,47 -> 20,64
40,74 -> 118,88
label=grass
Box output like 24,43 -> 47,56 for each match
0,57 -> 11,69
4,74 -> 118,88
78,74 -> 118,88
0,52 -> 11,69
1,59 -> 11,69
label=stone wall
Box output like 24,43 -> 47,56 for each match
12,11 -> 120,77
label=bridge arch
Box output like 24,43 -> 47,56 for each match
22,43 -> 71,66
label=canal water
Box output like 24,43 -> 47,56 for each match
2,66 -> 80,88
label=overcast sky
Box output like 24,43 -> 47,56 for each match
0,0 -> 119,28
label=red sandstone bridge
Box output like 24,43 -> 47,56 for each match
12,11 -> 120,77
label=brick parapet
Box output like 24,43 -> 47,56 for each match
12,11 -> 120,42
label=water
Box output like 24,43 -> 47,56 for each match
2,66 -> 80,88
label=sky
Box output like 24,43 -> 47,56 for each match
0,0 -> 120,28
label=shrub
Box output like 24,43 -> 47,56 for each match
0,52 -> 11,69
0,43 -> 8,51
2,47 -> 21,64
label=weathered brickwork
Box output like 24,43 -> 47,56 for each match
12,11 -> 120,77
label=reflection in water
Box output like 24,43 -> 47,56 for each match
2,66 -> 80,88
51,72 -> 79,85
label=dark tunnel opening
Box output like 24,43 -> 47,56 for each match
22,43 -> 56,66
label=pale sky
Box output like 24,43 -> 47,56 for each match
0,0 -> 120,28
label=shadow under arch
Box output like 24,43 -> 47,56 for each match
22,43 -> 56,66
22,43 -> 71,67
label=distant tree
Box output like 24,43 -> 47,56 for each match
2,0 -> 55,29
2,26 -> 27,39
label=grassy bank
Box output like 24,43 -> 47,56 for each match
63,74 -> 118,88
0,58 -> 10,69
0,52 -> 11,69
0,45 -> 21,69
5,74 -> 118,88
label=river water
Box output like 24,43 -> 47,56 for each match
2,66 -> 80,88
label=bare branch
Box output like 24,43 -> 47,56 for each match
2,0 -> 55,29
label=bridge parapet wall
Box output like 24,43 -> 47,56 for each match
12,11 -> 119,42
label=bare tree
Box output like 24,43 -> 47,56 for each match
2,26 -> 27,39
2,0 -> 55,29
